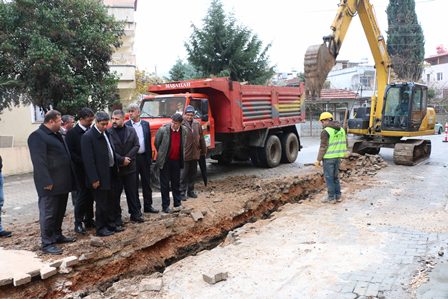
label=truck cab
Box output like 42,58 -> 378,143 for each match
140,93 -> 216,158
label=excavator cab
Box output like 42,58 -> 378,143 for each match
381,83 -> 427,132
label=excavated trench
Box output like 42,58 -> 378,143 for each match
1,154 -> 386,299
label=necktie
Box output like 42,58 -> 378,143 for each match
104,133 -> 114,167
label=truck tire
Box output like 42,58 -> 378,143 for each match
280,133 -> 299,163
258,135 -> 282,168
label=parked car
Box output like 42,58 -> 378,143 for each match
435,122 -> 444,134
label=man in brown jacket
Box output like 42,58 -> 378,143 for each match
180,105 -> 206,200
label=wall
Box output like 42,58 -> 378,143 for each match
0,105 -> 40,147
0,146 -> 33,176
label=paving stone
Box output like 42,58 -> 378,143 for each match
13,273 -> 31,286
40,266 -> 57,279
26,267 -> 41,278
353,281 -> 369,296
365,283 -> 380,297
49,259 -> 63,268
339,283 -> 356,293
191,211 -> 204,222
140,276 -> 163,292
203,272 -> 228,284
0,276 -> 13,286
63,256 -> 78,267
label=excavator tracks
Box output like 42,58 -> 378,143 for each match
393,139 -> 431,166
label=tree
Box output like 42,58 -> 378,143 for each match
0,0 -> 124,115
168,59 -> 201,81
185,0 -> 274,85
129,69 -> 165,102
386,0 -> 425,81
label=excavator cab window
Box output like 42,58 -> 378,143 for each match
381,85 -> 412,131
381,84 -> 427,132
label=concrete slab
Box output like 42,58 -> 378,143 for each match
0,248 -> 46,286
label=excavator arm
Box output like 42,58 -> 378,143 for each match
304,0 -> 393,125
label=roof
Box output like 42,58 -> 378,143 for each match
319,89 -> 358,100
424,52 -> 448,63
103,0 -> 137,9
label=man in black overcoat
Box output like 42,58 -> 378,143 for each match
65,107 -> 95,234
108,109 -> 144,223
81,111 -> 123,237
28,110 -> 76,255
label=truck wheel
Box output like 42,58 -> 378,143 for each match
258,135 -> 282,168
280,133 -> 299,163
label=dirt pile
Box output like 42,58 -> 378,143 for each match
339,153 -> 388,178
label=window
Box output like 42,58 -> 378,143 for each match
140,97 -> 186,118
427,74 -> 430,83
30,105 -> 45,123
412,89 -> 422,112
437,72 -> 443,81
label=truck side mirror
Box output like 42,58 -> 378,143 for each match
201,100 -> 209,121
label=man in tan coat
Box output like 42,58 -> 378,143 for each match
180,105 -> 206,200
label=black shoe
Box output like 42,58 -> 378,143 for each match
162,208 -> 172,214
74,224 -> 86,235
144,206 -> 159,213
0,230 -> 12,238
112,225 -> 125,233
42,245 -> 63,255
56,235 -> 77,244
180,195 -> 188,201
187,191 -> 198,198
130,216 -> 144,223
84,220 -> 95,229
96,228 -> 114,237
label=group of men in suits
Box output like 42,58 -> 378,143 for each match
28,103 -> 206,255
28,105 -> 157,254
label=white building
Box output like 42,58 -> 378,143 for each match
422,51 -> 448,99
326,60 -> 375,99
0,0 -> 138,175
105,0 -> 138,104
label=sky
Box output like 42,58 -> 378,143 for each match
134,0 -> 446,77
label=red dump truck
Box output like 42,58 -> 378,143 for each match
141,77 -> 306,168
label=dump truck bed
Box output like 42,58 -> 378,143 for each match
148,77 -> 305,134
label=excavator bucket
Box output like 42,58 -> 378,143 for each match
304,44 -> 336,100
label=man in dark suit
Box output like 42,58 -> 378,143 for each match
108,109 -> 144,223
28,110 -> 76,255
65,108 -> 95,234
126,104 -> 158,213
81,111 -> 123,237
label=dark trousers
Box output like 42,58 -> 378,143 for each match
92,188 -> 116,232
114,172 -> 142,219
160,159 -> 182,210
74,186 -> 94,225
136,154 -> 153,210
180,160 -> 198,194
38,193 -> 69,247
323,158 -> 341,199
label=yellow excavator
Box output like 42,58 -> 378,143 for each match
304,0 -> 436,165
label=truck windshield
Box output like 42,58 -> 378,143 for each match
141,97 -> 186,118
